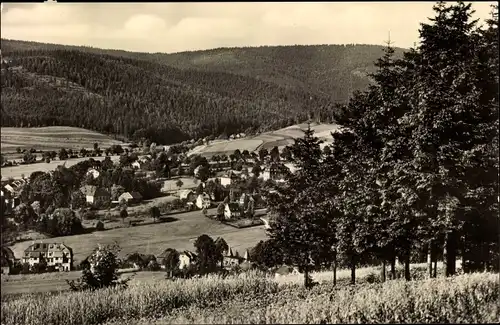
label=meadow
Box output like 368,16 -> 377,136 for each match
8,207 -> 268,266
1,265 -> 497,325
1,126 -> 126,154
0,155 -> 121,181
188,123 -> 341,157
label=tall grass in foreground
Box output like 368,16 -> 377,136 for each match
112,272 -> 499,324
1,271 -> 278,325
2,270 -> 497,325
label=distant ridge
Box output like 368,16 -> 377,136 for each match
1,39 -> 406,144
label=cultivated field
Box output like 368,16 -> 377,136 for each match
1,267 -> 497,325
9,207 -> 268,266
0,155 -> 121,181
1,126 -> 126,154
188,122 -> 341,157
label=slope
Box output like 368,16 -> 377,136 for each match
1,39 -> 406,144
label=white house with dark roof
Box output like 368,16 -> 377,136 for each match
224,203 -> 241,220
22,242 -> 73,271
118,191 -> 143,204
196,193 -> 211,210
179,251 -> 197,269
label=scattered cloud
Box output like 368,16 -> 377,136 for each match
1,2 -> 496,53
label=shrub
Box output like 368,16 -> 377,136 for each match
67,244 -> 129,292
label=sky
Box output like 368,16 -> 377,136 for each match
0,1 -> 496,54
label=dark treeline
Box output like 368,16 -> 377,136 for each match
0,41 -> 403,144
266,2 -> 499,287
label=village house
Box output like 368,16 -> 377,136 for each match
80,185 -> 111,206
86,168 -> 100,179
261,163 -> 288,182
196,193 -> 211,210
179,189 -> 196,202
219,170 -> 241,187
22,243 -> 73,272
118,191 -> 143,205
222,246 -> 241,269
179,251 -> 197,269
224,203 -> 241,220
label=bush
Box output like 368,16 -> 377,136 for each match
67,244 -> 129,292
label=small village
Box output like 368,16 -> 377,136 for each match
0,141 -> 300,278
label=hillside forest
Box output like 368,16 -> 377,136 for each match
1,39 -> 404,144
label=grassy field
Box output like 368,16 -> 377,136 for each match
8,207 -> 268,266
0,155 -> 121,181
1,266 -> 497,325
188,122 -> 341,157
1,126 -> 126,154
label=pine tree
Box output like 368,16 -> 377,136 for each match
267,124 -> 334,288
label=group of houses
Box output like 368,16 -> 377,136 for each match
1,178 -> 27,215
79,184 -> 143,207
156,238 -> 251,271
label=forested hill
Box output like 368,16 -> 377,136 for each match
1,39 -> 406,144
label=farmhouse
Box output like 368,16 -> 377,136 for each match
179,250 -> 197,269
22,243 -> 73,271
224,203 -> 241,220
179,189 -> 196,202
196,193 -> 211,210
118,191 -> 143,204
80,185 -> 111,206
86,168 -> 100,179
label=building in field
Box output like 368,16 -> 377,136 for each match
196,193 -> 211,210
179,189 -> 196,202
80,185 -> 111,206
179,251 -> 198,270
222,246 -> 241,269
224,203 -> 241,220
22,243 -> 73,272
118,191 -> 143,204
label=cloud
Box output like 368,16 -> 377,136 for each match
1,2 -> 496,53
123,14 -> 168,35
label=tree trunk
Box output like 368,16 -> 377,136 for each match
381,260 -> 386,282
332,251 -> 337,287
443,231 -> 457,277
427,241 -> 433,278
350,256 -> 356,285
390,255 -> 396,279
304,267 -> 310,288
433,260 -> 437,278
404,252 -> 411,281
